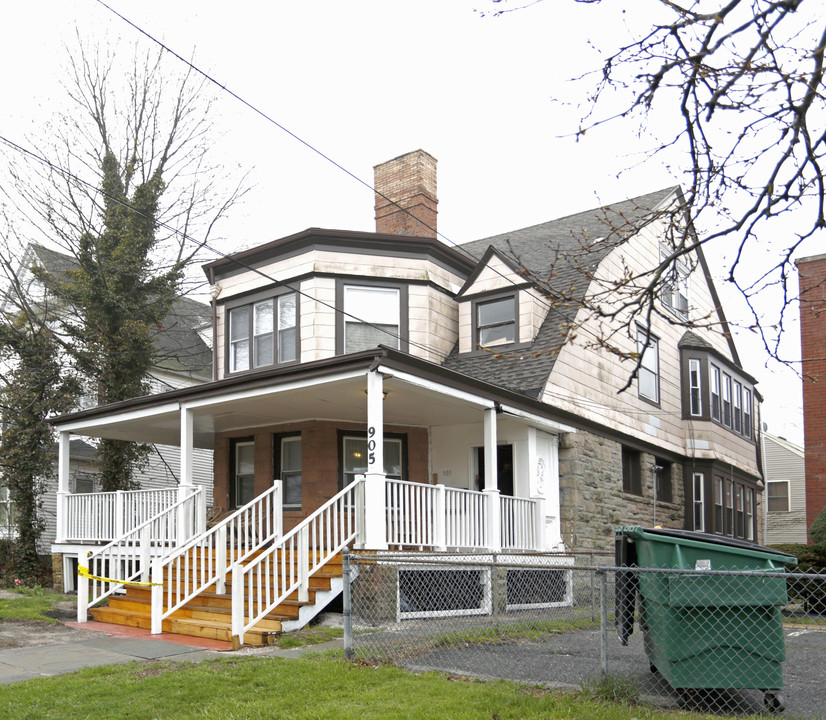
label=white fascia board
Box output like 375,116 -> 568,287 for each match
180,369 -> 368,411
53,401 -> 182,434
500,405 -> 576,435
377,366 -> 496,409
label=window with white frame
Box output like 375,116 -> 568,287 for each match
713,476 -> 724,534
745,487 -> 754,540
342,435 -> 404,487
636,328 -> 659,404
743,388 -> 753,439
722,373 -> 732,427
693,473 -> 705,532
0,485 -> 13,532
277,434 -> 302,509
232,440 -> 255,508
228,292 -> 298,373
710,364 -> 721,421
733,380 -> 743,433
343,285 -> 400,353
735,484 -> 744,538
476,296 -> 517,348
689,358 -> 702,416
660,245 -> 689,319
767,481 -> 790,512
724,480 -> 734,537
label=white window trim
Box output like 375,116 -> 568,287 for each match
693,473 -> 705,532
343,285 -> 401,353
660,245 -> 690,320
636,328 -> 660,404
689,358 -> 702,416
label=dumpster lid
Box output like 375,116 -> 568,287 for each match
616,526 -> 797,562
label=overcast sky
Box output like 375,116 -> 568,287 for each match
0,0 -> 807,443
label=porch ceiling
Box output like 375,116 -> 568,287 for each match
56,371 -> 493,449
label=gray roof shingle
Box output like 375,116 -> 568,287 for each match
443,187 -> 680,397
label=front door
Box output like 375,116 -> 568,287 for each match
473,445 -> 514,496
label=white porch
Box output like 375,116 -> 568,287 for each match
50,352 -> 575,643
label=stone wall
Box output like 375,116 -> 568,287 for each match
558,430 -> 685,553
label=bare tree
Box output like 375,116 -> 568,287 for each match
1,38 -> 246,491
488,0 -> 825,370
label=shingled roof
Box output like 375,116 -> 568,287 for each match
443,187 -> 681,398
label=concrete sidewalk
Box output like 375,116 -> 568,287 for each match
0,621 -> 344,684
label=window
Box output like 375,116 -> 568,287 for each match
745,488 -> 754,541
231,439 -> 255,508
343,285 -> 400,353
735,484 -> 744,538
636,329 -> 659,403
724,480 -> 734,537
688,359 -> 702,416
713,476 -> 724,534
743,389 -> 753,439
693,473 -> 705,532
276,434 -> 302,509
341,434 -> 404,487
227,292 -> 298,373
655,458 -> 673,503
476,296 -> 516,348
74,474 -> 95,494
0,485 -> 13,531
733,381 -> 742,433
722,373 -> 732,427
767,481 -> 790,512
710,365 -> 721,421
622,447 -> 642,495
661,245 -> 689,319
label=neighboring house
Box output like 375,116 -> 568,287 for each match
0,244 -> 214,587
796,252 -> 826,542
48,150 -> 763,642
762,433 -> 807,544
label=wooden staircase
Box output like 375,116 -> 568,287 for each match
89,548 -> 343,646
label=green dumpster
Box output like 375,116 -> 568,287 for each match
615,526 -> 796,712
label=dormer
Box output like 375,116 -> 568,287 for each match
455,247 -> 549,355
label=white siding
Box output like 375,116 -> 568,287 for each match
762,433 -> 807,544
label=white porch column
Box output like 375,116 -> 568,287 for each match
178,405 -> 195,545
483,407 -> 501,552
180,405 -> 195,488
362,370 -> 387,550
55,431 -> 71,543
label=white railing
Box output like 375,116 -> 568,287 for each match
151,482 -> 283,634
63,488 -> 182,543
231,478 -> 362,646
384,480 -> 542,552
77,486 -> 204,622
500,495 -> 537,550
444,487 -> 488,549
386,479 -> 438,547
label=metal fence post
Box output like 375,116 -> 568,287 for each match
598,568 -> 608,676
343,548 -> 353,660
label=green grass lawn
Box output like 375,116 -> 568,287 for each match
0,586 -> 70,623
0,654 -> 731,720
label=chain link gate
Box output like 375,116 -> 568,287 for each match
341,550 -> 826,718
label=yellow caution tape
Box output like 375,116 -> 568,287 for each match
78,565 -> 161,587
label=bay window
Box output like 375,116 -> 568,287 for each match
227,291 -> 298,373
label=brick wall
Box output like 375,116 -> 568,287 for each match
213,421 -> 430,532
798,254 -> 826,540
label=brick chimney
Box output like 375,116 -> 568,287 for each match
374,150 -> 438,238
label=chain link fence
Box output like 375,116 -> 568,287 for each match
342,550 -> 826,718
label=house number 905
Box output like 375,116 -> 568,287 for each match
367,426 -> 376,465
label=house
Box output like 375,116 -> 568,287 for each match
796,252 -> 826,542
0,243 -> 215,587
762,432 -> 807,545
48,150 -> 763,644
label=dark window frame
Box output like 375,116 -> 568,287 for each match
622,446 -> 642,496
229,436 -> 255,510
335,279 -> 409,355
655,458 -> 673,504
273,431 -> 302,510
224,287 -> 299,376
474,294 -> 518,349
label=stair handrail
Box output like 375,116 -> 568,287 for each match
231,477 -> 363,645
150,481 -> 283,634
77,485 -> 204,622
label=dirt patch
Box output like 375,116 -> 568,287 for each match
0,619 -> 102,650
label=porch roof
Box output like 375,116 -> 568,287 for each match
50,348 -> 575,449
